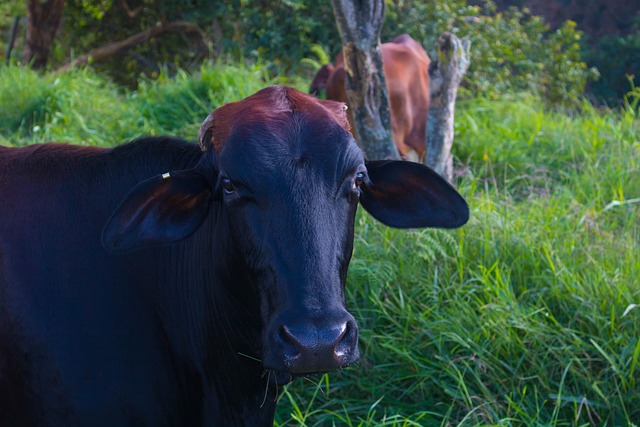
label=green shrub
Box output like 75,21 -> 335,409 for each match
583,16 -> 640,107
385,1 -> 594,105
212,0 -> 339,72
54,0 -> 214,84
48,0 -> 594,106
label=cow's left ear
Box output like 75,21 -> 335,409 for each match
102,170 -> 212,254
360,160 -> 469,229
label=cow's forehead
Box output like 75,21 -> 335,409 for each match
204,86 -> 350,154
207,86 -> 361,185
218,115 -> 361,189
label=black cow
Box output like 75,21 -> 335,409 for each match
0,86 -> 468,426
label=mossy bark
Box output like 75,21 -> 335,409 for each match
426,32 -> 471,181
23,0 -> 66,69
330,0 -> 400,160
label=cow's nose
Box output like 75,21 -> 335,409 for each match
273,312 -> 359,374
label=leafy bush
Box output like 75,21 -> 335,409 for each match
50,0 -> 341,84
0,0 -> 25,61
51,0 -> 214,85
212,0 -> 340,72
583,16 -> 640,106
43,0 -> 594,105
215,0 -> 594,105
385,1 -> 595,105
210,0 -> 596,105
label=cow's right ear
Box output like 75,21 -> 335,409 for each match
359,160 -> 469,229
102,170 -> 212,254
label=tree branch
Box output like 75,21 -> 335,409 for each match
5,16 -> 20,64
119,0 -> 143,19
55,21 -> 208,74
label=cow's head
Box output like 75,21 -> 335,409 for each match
102,86 -> 468,382
309,63 -> 335,97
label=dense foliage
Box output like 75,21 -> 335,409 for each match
1,64 -> 638,426
385,1 -> 596,105
583,16 -> 640,106
56,0 -> 212,83
1,0 -> 604,105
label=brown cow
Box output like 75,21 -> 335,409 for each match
310,34 -> 431,162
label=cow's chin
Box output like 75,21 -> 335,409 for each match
265,369 -> 295,386
266,369 -> 336,387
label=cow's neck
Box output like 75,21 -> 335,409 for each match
156,208 -> 279,426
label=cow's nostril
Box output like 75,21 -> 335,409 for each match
335,324 -> 348,357
278,325 -> 302,348
334,319 -> 356,359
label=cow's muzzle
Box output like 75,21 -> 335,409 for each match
265,310 -> 359,374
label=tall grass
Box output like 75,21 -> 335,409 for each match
1,64 -> 638,426
0,62 -> 305,147
0,66 -> 138,146
276,96 -> 640,426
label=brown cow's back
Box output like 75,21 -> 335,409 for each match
315,35 -> 430,162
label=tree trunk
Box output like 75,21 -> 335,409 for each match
5,16 -> 20,65
23,0 -> 66,69
425,32 -> 471,181
330,0 -> 400,160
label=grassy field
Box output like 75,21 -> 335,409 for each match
1,64 -> 638,427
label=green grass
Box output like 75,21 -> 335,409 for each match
0,66 -> 140,146
276,96 -> 640,426
1,64 -> 638,426
0,62 -> 308,147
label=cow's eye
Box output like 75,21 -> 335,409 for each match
355,172 -> 365,187
222,178 -> 235,193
